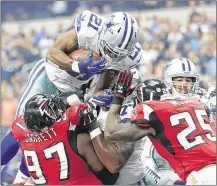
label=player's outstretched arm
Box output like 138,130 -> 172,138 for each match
105,104 -> 155,142
76,103 -> 135,173
104,70 -> 155,142
91,131 -> 135,173
93,69 -> 119,94
46,29 -> 78,70
77,133 -> 119,185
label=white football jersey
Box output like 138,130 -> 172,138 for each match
75,10 -> 143,71
45,10 -> 143,93
98,96 -> 146,185
141,138 -> 182,185
74,10 -> 105,51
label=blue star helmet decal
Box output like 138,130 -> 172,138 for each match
105,15 -> 118,34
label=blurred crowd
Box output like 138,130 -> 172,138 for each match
2,1 -> 214,22
138,9 -> 216,86
1,4 -> 216,135
1,2 -> 216,184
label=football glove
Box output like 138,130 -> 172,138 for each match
76,102 -> 100,135
112,70 -> 133,104
92,89 -> 114,107
78,51 -> 106,78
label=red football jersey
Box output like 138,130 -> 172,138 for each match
131,98 -> 216,182
12,106 -> 102,185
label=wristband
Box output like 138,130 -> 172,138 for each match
90,127 -> 102,140
71,60 -> 80,73
66,94 -> 82,106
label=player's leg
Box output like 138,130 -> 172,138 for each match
139,161 -> 183,185
186,164 -> 216,185
140,140 -> 183,185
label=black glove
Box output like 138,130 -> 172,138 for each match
112,70 -> 133,104
75,102 -> 100,134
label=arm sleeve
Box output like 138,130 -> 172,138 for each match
1,131 -> 19,165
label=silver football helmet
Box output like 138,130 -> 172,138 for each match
98,12 -> 139,67
164,57 -> 199,97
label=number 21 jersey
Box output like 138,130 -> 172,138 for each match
131,98 -> 216,182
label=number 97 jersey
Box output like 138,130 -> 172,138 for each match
131,98 -> 216,183
12,111 -> 102,185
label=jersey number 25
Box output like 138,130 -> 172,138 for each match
170,110 -> 216,150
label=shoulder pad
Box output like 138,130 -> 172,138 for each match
130,103 -> 153,127
74,10 -> 105,49
12,116 -> 26,141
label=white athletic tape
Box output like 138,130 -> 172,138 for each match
90,127 -> 102,140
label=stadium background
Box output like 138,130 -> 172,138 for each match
1,1 -> 216,184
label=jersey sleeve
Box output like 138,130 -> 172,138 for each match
126,42 -> 143,68
65,104 -> 87,128
11,116 -> 27,141
74,10 -> 104,49
120,103 -> 134,123
130,103 -> 154,127
108,42 -> 143,71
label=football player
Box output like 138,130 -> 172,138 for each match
16,10 -> 142,118
2,94 -> 118,185
103,58 -> 216,185
77,70 -> 161,184
206,96 -> 216,125
206,84 -> 216,125
83,72 -> 183,185
10,10 -> 142,180
90,77 -> 146,185
81,70 -> 145,185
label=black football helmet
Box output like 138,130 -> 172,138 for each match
24,94 -> 66,132
132,79 -> 168,104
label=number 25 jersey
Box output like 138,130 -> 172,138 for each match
131,98 -> 216,182
12,107 -> 102,185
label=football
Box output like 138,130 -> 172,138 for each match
69,49 -> 101,62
